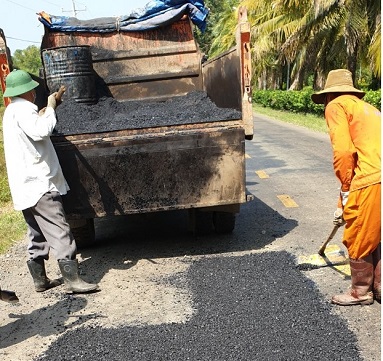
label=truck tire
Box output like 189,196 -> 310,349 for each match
189,209 -> 214,236
213,212 -> 236,234
68,219 -> 96,248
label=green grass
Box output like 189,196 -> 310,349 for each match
253,103 -> 328,134
0,204 -> 26,253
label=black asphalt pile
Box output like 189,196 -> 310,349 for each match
53,91 -> 242,136
35,252 -> 362,361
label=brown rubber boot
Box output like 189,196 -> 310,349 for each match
331,255 -> 374,306
58,259 -> 99,294
0,286 -> 19,303
27,259 -> 62,292
372,245 -> 381,302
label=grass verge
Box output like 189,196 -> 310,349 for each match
0,203 -> 26,254
253,103 -> 328,134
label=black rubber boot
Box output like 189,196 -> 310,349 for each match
27,259 -> 62,292
58,259 -> 99,294
0,286 -> 19,303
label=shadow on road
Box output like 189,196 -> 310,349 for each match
0,296 -> 104,349
76,194 -> 298,284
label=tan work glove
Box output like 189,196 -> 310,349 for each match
47,92 -> 57,110
340,190 -> 349,206
333,208 -> 346,226
38,107 -> 47,116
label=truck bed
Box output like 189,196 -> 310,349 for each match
38,8 -> 252,239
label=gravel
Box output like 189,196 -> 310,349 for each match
54,91 -> 242,136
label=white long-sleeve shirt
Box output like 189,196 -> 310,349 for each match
3,97 -> 69,210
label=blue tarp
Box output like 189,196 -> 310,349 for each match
39,0 -> 209,33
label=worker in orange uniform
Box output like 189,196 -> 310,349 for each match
312,69 -> 381,306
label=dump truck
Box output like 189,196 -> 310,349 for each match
1,5 -> 253,245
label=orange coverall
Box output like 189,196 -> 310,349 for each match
325,94 -> 381,259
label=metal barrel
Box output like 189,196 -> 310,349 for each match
42,45 -> 97,104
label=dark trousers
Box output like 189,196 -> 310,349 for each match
22,191 -> 77,261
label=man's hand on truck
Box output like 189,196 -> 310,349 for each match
39,86 -> 66,115
47,93 -> 57,109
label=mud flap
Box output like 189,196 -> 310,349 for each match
69,218 -> 96,248
189,209 -> 236,236
213,211 -> 236,234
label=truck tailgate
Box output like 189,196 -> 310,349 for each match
53,123 -> 245,218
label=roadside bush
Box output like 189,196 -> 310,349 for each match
364,91 -> 381,109
253,89 -> 381,115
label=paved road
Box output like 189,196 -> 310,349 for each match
33,113 -> 380,361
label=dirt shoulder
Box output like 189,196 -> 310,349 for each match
0,234 -> 195,361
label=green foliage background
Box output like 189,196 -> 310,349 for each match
12,46 -> 42,76
253,89 -> 381,115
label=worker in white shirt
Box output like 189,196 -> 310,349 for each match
2,69 -> 99,294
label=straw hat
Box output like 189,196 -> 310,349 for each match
311,69 -> 365,104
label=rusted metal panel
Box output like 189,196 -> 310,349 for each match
42,19 -> 196,54
203,48 -> 241,110
0,29 -> 11,106
238,7 -> 253,139
202,6 -> 253,139
55,127 -> 245,218
108,76 -> 202,101
93,50 -> 201,85
41,18 -> 203,100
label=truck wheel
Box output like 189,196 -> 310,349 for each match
68,219 -> 96,248
189,209 -> 214,236
213,212 -> 236,234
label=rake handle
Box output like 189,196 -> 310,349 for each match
318,224 -> 340,257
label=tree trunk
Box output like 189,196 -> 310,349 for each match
347,52 -> 358,82
313,70 -> 326,90
289,70 -> 304,90
290,44 -> 317,90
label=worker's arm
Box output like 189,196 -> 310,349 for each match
325,102 -> 357,193
18,105 -> 57,141
17,92 -> 59,140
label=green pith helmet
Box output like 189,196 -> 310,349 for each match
3,69 -> 39,97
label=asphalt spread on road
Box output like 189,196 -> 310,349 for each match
35,251 -> 362,361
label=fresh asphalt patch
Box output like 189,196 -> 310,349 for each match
35,251 -> 362,361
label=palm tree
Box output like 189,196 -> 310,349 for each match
195,0 -> 238,56
208,0 -> 239,56
208,0 -> 381,90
